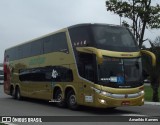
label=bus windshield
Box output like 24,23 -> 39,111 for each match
98,57 -> 142,88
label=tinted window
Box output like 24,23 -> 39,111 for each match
7,47 -> 18,61
51,66 -> 73,82
31,40 -> 43,56
44,32 -> 68,53
98,57 -> 142,88
6,32 -> 68,61
92,25 -> 139,52
21,43 -> 31,58
19,66 -> 73,82
77,53 -> 96,82
69,25 -> 93,47
69,24 -> 139,52
61,67 -> 73,82
18,46 -> 23,59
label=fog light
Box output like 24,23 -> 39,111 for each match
141,90 -> 144,94
100,99 -> 106,104
142,98 -> 144,102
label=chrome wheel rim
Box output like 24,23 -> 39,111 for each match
69,95 -> 76,105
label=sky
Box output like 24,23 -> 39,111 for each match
0,0 -> 160,63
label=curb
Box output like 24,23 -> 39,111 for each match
144,83 -> 150,86
144,101 -> 160,106
0,122 -> 17,125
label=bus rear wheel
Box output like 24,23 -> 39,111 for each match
10,86 -> 14,98
15,87 -> 22,100
55,89 -> 66,107
67,90 -> 78,110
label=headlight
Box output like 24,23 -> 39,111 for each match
100,91 -> 112,96
99,99 -> 106,104
91,87 -> 101,93
101,91 -> 107,95
91,87 -> 111,96
140,90 -> 144,95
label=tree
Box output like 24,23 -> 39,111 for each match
150,36 -> 160,47
106,0 -> 160,48
106,0 -> 160,102
143,36 -> 160,102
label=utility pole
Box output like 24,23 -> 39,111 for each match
120,0 -> 122,25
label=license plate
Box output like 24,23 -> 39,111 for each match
121,101 -> 130,106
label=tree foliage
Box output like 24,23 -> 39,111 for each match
106,0 -> 160,48
143,36 -> 160,102
150,36 -> 160,47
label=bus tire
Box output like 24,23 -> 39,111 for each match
10,86 -> 15,98
67,90 -> 78,110
15,87 -> 22,100
55,89 -> 66,107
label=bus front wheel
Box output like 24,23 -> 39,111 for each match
67,90 -> 78,110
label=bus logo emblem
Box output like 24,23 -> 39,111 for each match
52,69 -> 58,78
125,94 -> 128,98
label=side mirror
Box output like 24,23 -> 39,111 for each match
76,47 -> 103,64
140,50 -> 156,67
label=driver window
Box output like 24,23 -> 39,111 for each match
85,63 -> 94,82
77,53 -> 96,82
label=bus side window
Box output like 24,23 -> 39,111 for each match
60,67 -> 73,82
65,69 -> 73,82
52,66 -> 73,82
44,32 -> 69,54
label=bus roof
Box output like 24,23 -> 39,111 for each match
68,23 -> 123,29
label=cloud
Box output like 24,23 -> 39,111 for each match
0,0 -> 121,62
0,0 -> 159,62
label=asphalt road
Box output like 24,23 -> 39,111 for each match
0,85 -> 159,125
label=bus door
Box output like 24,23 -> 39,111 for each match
78,53 -> 97,105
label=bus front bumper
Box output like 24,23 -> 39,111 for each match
89,86 -> 144,108
94,92 -> 144,108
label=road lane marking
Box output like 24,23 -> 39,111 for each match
145,102 -> 160,106
121,114 -> 146,116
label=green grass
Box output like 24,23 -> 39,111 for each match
144,85 -> 160,102
0,123 -> 7,125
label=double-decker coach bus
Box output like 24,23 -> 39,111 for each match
4,24 -> 156,109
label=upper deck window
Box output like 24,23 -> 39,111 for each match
5,32 -> 68,61
68,25 -> 93,48
69,24 -> 139,52
44,32 -> 68,53
92,25 -> 139,52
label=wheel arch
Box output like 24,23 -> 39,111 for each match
9,84 -> 14,95
53,85 -> 63,99
64,86 -> 77,99
15,84 -> 20,91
